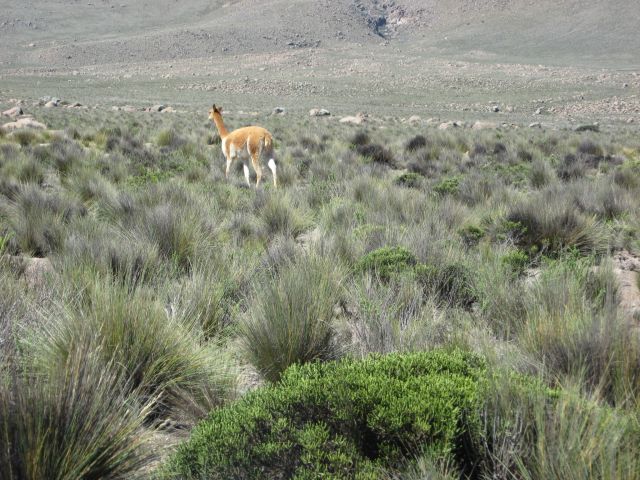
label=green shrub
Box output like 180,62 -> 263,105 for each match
501,249 -> 530,275
394,172 -> 423,188
433,176 -> 460,196
458,224 -> 485,247
357,246 -> 417,280
241,254 -> 343,382
164,350 -> 486,479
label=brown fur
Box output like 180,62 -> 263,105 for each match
209,104 -> 277,187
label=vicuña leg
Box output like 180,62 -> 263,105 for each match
268,158 -> 277,188
243,164 -> 251,187
225,156 -> 232,180
252,154 -> 263,187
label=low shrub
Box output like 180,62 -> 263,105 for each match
164,350 -> 487,479
405,135 -> 427,152
357,246 -> 417,280
433,176 -> 460,196
356,143 -> 396,166
501,249 -> 530,276
394,172 -> 423,188
350,131 -> 370,146
458,224 -> 485,247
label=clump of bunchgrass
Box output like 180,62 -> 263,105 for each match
240,254 -> 344,382
0,347 -> 154,480
30,278 -> 234,420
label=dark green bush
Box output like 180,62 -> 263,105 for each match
501,249 -> 530,276
459,225 -> 485,247
405,135 -> 427,152
165,350 -> 486,480
356,144 -> 396,166
433,176 -> 460,196
357,246 -> 417,280
394,172 -> 423,188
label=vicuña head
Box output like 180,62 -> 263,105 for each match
208,104 -> 277,188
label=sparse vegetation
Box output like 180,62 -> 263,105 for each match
1,108 -> 639,478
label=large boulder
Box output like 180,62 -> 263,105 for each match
2,117 -> 47,130
339,112 -> 368,125
2,106 -> 23,117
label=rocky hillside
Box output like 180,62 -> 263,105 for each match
1,0 -> 638,70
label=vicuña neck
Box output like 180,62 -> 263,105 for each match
212,113 -> 229,138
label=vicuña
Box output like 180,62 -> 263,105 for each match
209,104 -> 277,188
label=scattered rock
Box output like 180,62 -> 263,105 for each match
612,250 -> 640,321
148,104 -> 166,112
535,107 -> 544,115
309,108 -> 331,117
161,106 -> 176,113
39,96 -> 60,106
2,106 -> 23,117
407,115 -> 421,124
627,118 -> 634,124
2,117 -> 47,130
272,107 -> 286,115
492,105 -> 500,112
426,117 -> 440,125
438,120 -> 464,130
528,122 -> 542,128
471,121 -> 498,130
623,83 -> 629,88
1,255 -> 55,290
44,101 -> 58,108
339,112 -> 367,125
575,123 -> 600,132
67,102 -> 82,108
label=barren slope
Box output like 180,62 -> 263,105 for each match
1,0 -> 638,70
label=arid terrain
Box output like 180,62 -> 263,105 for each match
2,2 -> 640,479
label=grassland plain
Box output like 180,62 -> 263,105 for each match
1,102 -> 640,478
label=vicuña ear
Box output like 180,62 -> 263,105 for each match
212,104 -> 216,110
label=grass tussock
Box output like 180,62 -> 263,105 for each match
240,254 -> 344,382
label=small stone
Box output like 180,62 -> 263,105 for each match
627,118 -> 634,124
272,107 -> 286,115
407,115 -> 421,124
535,107 -> 544,115
44,101 -> 57,108
309,108 -> 331,116
529,122 -> 542,128
492,105 -> 500,112
161,106 -> 176,113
